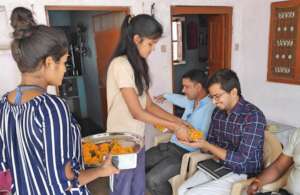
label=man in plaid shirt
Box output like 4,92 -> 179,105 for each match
178,69 -> 266,195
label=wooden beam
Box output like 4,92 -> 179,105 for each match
171,6 -> 232,15
45,6 -> 130,12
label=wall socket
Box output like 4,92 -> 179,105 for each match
234,43 -> 239,51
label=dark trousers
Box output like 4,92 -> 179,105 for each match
256,189 -> 292,195
146,142 -> 188,195
110,148 -> 145,195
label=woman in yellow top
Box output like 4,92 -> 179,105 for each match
106,14 -> 189,195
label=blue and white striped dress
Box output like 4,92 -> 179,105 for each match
0,93 -> 90,195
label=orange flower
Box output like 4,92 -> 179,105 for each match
82,140 -> 135,165
82,142 -> 103,164
188,127 -> 204,141
154,124 -> 166,132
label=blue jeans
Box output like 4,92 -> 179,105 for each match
110,148 -> 145,195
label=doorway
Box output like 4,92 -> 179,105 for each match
46,6 -> 129,136
171,6 -> 232,117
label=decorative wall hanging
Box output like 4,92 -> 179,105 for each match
267,0 -> 300,85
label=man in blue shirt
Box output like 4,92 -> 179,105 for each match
178,69 -> 266,195
146,69 -> 215,195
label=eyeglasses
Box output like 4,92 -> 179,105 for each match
209,92 -> 227,101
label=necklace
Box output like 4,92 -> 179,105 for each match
17,84 -> 46,93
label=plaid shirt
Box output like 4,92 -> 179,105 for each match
207,97 -> 266,176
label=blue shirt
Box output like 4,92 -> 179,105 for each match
163,94 -> 215,152
207,97 -> 266,175
0,93 -> 90,195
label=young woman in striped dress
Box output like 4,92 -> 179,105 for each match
0,7 -> 118,195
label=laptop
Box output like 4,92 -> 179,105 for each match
197,159 -> 233,180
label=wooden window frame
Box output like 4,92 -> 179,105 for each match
172,16 -> 186,65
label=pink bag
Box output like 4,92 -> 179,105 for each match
0,170 -> 12,195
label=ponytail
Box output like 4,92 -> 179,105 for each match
10,7 -> 68,73
110,14 -> 163,96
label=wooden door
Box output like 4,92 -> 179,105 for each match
207,15 -> 226,76
93,12 -> 126,128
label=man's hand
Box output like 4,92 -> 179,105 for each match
154,94 -> 166,104
180,139 -> 210,150
247,179 -> 261,195
175,125 -> 190,141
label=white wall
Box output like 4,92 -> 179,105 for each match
237,0 -> 300,127
0,51 -> 21,95
1,0 -> 300,127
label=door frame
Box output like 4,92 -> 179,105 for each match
45,5 -> 130,12
170,6 -> 233,92
45,6 -> 130,28
45,6 -> 130,127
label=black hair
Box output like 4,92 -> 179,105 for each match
182,69 -> 208,91
207,69 -> 242,96
10,7 -> 68,73
110,14 -> 163,96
